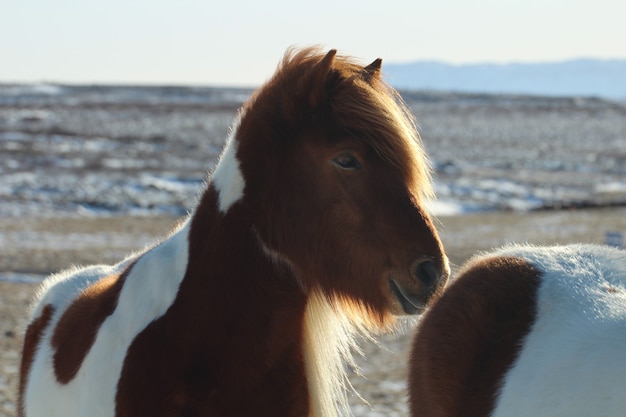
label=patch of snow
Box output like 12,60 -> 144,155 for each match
0,272 -> 44,284
596,182 -> 626,194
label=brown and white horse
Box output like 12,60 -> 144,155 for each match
409,243 -> 626,417
19,48 -> 449,417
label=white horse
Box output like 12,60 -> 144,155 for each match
410,243 -> 626,417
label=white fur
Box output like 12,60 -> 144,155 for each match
303,290 -> 365,417
23,219 -> 190,417
212,116 -> 245,213
488,244 -> 626,417
254,224 -> 365,417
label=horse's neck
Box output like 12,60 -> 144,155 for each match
156,189 -> 310,414
171,187 -> 357,417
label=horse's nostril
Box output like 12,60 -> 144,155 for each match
415,260 -> 440,289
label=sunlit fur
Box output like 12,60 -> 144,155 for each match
20,47 -> 447,417
249,47 -> 433,202
302,291 -> 363,417
409,244 -> 626,417
237,47 -> 445,327
21,221 -> 190,417
212,112 -> 245,213
328,61 -> 433,201
234,48 -> 445,417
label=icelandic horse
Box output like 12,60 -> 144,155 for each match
409,243 -> 626,417
19,47 -> 449,417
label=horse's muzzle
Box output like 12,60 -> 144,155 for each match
414,259 -> 446,290
390,258 -> 449,315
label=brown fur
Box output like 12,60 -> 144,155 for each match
113,49 -> 446,416
52,260 -> 137,384
115,188 -> 310,416
21,48 -> 447,417
19,304 -> 55,417
236,47 -> 444,324
115,48 -> 446,416
409,256 -> 541,417
242,47 -> 433,200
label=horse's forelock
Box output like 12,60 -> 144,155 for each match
245,46 -> 433,200
331,76 -> 434,200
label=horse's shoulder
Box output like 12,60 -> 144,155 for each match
489,244 -> 626,416
30,259 -> 132,321
490,244 -> 626,319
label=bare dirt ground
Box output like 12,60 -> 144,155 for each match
2,208 -> 625,416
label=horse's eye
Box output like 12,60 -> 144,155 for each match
333,153 -> 362,170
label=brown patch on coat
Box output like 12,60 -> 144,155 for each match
115,188 -> 310,416
19,304 -> 55,417
117,47 -> 446,416
51,261 -> 137,384
409,256 -> 541,417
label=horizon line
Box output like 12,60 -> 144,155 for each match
2,56 -> 625,89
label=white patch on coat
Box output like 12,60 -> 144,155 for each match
212,115 -> 245,213
23,219 -> 191,417
488,244 -> 626,417
302,290 -> 368,417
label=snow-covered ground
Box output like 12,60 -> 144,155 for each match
1,85 -> 625,417
1,85 -> 625,219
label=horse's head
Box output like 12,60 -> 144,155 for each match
233,47 -> 448,326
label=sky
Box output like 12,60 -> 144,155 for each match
2,0 -> 625,86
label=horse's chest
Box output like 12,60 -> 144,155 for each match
116,362 -> 309,417
115,323 -> 309,417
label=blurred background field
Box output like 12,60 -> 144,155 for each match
1,86 -> 625,416
2,86 -> 625,218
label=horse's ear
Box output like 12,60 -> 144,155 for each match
321,49 -> 338,66
363,58 -> 382,82
307,49 -> 337,107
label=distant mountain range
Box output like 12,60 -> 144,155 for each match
384,59 -> 626,100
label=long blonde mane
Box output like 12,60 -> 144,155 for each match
302,289 -> 399,417
302,291 -> 363,417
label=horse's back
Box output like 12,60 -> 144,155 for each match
410,244 -> 626,417
30,259 -> 131,326
492,244 -> 626,417
20,260 -> 131,417
20,220 -> 190,417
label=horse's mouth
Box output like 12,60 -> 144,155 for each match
389,279 -> 425,315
